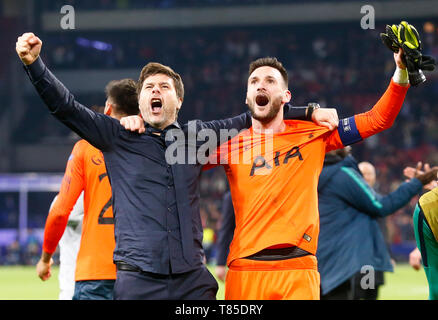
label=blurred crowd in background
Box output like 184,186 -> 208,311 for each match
0,2 -> 437,265
40,0 -> 372,11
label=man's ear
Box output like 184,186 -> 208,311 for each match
283,90 -> 292,104
176,98 -> 183,112
104,103 -> 112,116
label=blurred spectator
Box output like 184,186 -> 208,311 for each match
0,194 -> 19,228
41,0 -> 363,11
317,147 -> 438,300
5,239 -> 21,265
23,229 -> 41,265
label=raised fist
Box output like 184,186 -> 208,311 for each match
16,32 -> 42,65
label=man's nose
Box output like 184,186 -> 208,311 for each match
152,86 -> 161,94
256,85 -> 267,92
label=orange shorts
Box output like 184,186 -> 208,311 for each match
225,255 -> 320,300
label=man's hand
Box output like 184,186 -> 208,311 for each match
404,163 -> 437,190
215,265 -> 227,282
16,32 -> 42,65
409,247 -> 422,271
311,108 -> 339,131
413,162 -> 438,187
404,162 -> 438,190
120,115 -> 145,133
394,48 -> 407,70
36,255 -> 54,281
403,161 -> 422,181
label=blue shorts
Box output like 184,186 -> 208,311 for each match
72,280 -> 116,300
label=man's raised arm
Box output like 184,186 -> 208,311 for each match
324,48 -> 410,151
16,32 -> 118,151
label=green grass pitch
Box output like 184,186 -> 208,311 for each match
0,264 -> 429,300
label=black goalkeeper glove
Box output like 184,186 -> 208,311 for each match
399,21 -> 436,85
380,24 -> 400,53
380,21 -> 436,86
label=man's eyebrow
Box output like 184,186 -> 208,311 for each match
249,75 -> 277,81
144,81 -> 172,86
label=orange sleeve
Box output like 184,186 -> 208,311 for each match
42,141 -> 85,254
324,79 -> 409,152
324,129 -> 345,152
353,79 -> 409,139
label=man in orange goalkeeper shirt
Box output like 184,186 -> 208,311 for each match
36,79 -> 139,299
203,48 -> 411,300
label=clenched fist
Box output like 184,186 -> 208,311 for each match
16,32 -> 42,65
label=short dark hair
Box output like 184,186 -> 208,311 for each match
90,105 -> 105,113
137,62 -> 184,101
248,57 -> 288,87
105,79 -> 139,116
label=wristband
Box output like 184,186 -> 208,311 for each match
393,66 -> 409,84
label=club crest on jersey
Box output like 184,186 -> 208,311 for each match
250,146 -> 303,176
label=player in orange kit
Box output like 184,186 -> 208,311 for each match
205,48 -> 411,299
120,50 -> 411,299
36,79 -> 139,299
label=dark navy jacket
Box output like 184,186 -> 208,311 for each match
216,191 -> 235,266
24,57 -> 309,275
317,155 -> 423,295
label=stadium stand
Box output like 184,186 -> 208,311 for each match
40,0 -> 387,11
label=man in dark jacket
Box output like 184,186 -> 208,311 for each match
17,32 -> 339,300
355,160 -> 393,299
317,147 -> 438,300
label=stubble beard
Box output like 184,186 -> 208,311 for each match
140,101 -> 177,130
248,95 -> 283,124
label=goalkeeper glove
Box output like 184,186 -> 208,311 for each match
399,21 -> 425,86
380,21 -> 436,86
380,24 -> 400,53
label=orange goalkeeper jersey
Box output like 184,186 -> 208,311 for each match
207,80 -> 408,267
221,121 -> 343,265
43,139 -> 116,281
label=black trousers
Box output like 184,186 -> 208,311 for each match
321,271 -> 383,300
113,264 -> 218,300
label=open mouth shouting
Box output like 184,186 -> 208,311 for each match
255,93 -> 269,107
151,98 -> 163,114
